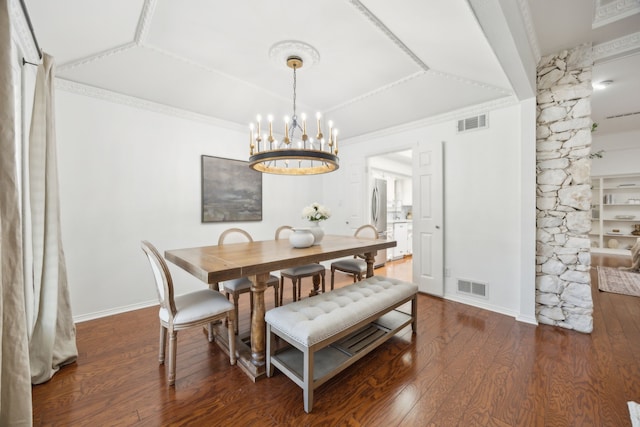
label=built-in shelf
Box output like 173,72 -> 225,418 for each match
591,174 -> 640,252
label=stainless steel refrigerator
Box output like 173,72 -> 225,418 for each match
371,178 -> 387,268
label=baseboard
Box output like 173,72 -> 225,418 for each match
73,300 -> 158,323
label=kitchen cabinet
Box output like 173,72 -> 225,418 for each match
389,222 -> 408,259
590,174 -> 640,253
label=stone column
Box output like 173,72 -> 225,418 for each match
535,44 -> 594,333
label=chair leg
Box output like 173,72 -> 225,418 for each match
296,278 -> 302,301
159,324 -> 167,364
320,271 -> 326,293
233,293 -> 240,335
273,283 -> 279,307
168,330 -> 177,386
279,277 -> 285,306
227,313 -> 237,365
331,267 -> 336,290
207,322 -> 215,342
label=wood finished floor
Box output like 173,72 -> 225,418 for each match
32,255 -> 640,426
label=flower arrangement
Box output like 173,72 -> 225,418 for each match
302,202 -> 331,222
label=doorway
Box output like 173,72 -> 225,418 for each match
367,150 -> 413,268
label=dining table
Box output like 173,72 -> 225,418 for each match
164,234 -> 396,381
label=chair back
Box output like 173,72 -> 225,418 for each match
355,224 -> 378,239
141,240 -> 176,316
219,228 -> 253,245
275,225 -> 293,241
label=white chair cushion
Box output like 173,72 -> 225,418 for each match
159,289 -> 233,326
281,264 -> 325,276
222,275 -> 278,292
331,259 -> 366,274
265,276 -> 417,347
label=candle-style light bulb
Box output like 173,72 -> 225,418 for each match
334,129 -> 339,155
328,120 -> 334,147
301,113 -> 308,141
316,112 -> 323,140
249,123 -> 255,154
267,114 -> 274,144
283,116 -> 290,144
256,114 -> 262,145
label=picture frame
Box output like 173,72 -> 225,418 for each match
201,155 -> 262,222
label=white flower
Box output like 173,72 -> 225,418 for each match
302,202 -> 331,222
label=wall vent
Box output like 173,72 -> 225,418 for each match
457,113 -> 488,133
457,279 -> 488,299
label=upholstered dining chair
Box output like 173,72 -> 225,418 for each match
140,240 -> 236,386
218,228 -> 280,334
275,225 -> 326,305
330,224 -> 378,289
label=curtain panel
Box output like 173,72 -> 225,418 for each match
0,0 -> 33,424
26,53 -> 78,384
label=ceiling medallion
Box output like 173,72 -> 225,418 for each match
248,44 -> 339,175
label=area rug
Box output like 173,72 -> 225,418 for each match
597,266 -> 640,297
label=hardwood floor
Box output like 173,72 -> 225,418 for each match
32,255 -> 640,426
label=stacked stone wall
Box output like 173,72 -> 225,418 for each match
535,44 -> 594,333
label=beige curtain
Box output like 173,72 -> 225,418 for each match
0,0 -> 33,424
26,53 -> 78,384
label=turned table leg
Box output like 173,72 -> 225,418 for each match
249,272 -> 270,367
365,252 -> 376,278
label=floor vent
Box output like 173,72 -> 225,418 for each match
457,279 -> 488,298
457,113 -> 488,133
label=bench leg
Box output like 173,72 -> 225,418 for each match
266,324 -> 274,377
411,295 -> 418,333
303,348 -> 314,413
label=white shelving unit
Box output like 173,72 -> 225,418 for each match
591,174 -> 640,254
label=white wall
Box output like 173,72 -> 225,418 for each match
55,90 -> 318,321
327,102 -> 534,319
55,88 -> 536,322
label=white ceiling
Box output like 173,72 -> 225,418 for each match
24,0 -> 640,140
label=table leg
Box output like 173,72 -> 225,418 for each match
365,251 -> 376,278
249,272 -> 270,367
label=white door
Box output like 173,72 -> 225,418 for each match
345,160 -> 364,233
412,140 -> 444,295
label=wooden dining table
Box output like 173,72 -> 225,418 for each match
164,234 -> 396,381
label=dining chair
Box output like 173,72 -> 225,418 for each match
330,224 -> 378,289
140,240 -> 236,386
275,225 -> 326,305
218,228 -> 280,334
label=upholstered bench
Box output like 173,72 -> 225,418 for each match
265,275 -> 418,413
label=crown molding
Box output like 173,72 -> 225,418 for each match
348,0 -> 430,71
324,68 -> 511,115
516,0 -> 541,62
342,95 -> 518,146
135,0 -> 157,44
593,31 -> 640,61
57,42 -> 137,71
9,0 -> 40,62
593,0 -> 640,29
55,78 -> 246,132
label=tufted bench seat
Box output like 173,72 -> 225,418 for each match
265,275 -> 418,412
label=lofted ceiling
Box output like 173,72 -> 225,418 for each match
24,0 -> 640,141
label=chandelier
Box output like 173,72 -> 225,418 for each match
248,55 -> 339,175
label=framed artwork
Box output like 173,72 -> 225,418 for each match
201,155 -> 262,222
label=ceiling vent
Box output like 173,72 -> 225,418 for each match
457,279 -> 488,299
457,113 -> 488,133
